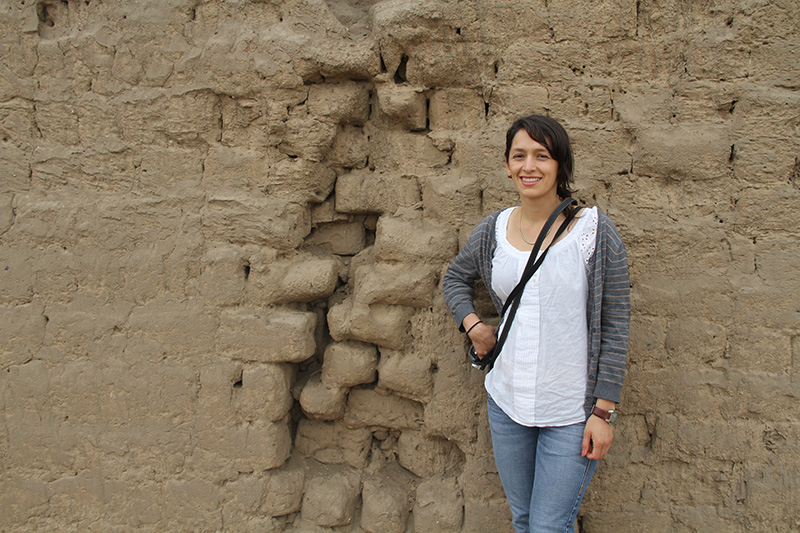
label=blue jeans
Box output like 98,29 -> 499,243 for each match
487,396 -> 597,533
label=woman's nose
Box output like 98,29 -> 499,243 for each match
523,155 -> 537,171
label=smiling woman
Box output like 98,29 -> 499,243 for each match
503,116 -> 580,267
506,132 -> 560,207
442,115 -> 631,533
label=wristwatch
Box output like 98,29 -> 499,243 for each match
591,406 -> 618,425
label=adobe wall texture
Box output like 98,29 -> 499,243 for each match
1,0 -> 798,531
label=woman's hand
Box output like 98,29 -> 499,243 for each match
581,411 -> 615,460
467,322 -> 498,359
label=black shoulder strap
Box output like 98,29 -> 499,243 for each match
500,197 -> 579,317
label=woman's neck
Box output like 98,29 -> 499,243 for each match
518,196 -> 562,224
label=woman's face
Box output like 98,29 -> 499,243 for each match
505,130 -> 559,203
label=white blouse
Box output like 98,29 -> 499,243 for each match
486,206 -> 598,427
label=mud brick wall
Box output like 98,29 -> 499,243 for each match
1,0 -> 798,531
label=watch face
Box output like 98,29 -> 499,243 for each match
608,411 -> 618,424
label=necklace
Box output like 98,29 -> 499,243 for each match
517,208 -> 559,246
517,209 -> 538,245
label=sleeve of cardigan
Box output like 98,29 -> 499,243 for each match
593,218 -> 631,403
442,220 -> 490,332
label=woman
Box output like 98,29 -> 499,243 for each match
442,115 -> 630,532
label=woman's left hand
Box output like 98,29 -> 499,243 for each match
581,415 -> 614,460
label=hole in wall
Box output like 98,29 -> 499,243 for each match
394,55 -> 409,84
36,2 -> 56,27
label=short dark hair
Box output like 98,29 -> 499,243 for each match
505,115 -> 575,199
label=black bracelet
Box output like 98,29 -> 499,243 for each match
466,320 -> 483,335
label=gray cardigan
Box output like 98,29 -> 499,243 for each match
442,208 -> 631,418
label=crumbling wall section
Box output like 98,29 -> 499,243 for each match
1,0 -> 798,531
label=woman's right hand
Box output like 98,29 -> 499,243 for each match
467,322 -> 498,359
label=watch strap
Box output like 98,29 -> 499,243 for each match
592,406 -> 617,424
